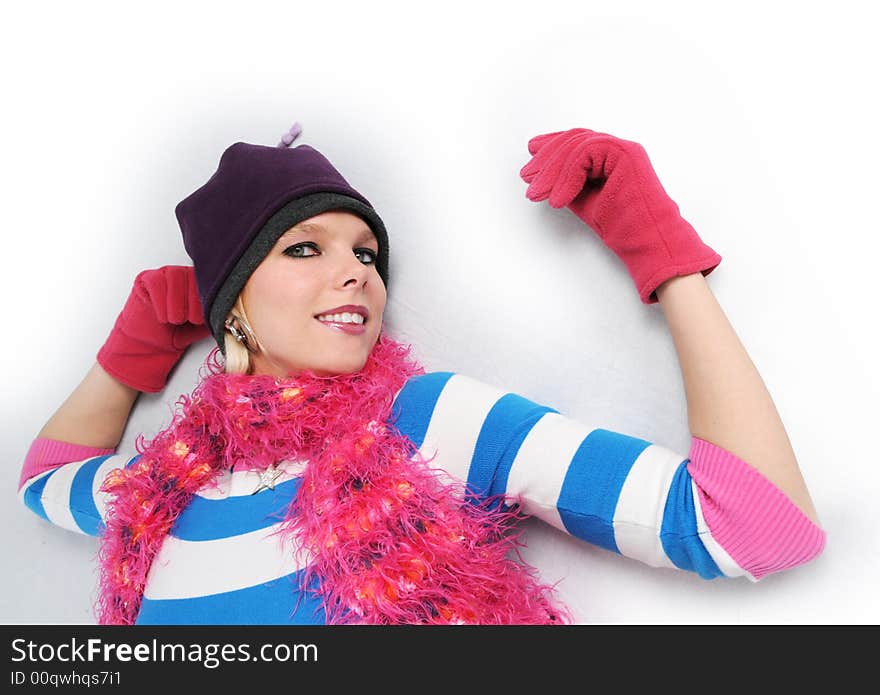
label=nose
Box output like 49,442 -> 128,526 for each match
337,252 -> 373,288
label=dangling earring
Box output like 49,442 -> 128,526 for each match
224,316 -> 259,353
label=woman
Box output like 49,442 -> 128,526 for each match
17,122 -> 826,624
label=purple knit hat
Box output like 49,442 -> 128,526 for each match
175,122 -> 389,353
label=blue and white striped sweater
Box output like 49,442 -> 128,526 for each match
19,370 -> 747,624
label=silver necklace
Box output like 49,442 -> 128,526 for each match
251,464 -> 283,495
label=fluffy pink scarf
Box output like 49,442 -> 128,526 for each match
96,333 -> 571,624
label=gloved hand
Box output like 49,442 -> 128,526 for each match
96,265 -> 210,393
520,128 -> 721,304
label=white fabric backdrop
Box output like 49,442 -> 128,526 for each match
3,0 -> 876,624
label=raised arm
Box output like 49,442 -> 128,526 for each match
19,265 -> 210,531
518,127 -> 823,563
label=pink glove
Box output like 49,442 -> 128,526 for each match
520,128 -> 721,304
96,265 -> 210,393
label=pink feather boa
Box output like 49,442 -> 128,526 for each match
96,332 -> 572,624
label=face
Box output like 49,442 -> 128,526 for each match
239,209 -> 386,378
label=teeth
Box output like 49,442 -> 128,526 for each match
317,312 -> 365,325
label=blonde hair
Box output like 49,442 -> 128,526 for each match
223,295 -> 260,375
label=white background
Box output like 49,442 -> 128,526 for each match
2,0 -> 877,624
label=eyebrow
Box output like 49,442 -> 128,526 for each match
283,222 -> 377,245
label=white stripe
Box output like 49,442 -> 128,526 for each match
143,523 -> 310,599
197,459 -> 307,499
92,454 -> 137,521
416,374 -> 505,490
691,478 -> 755,581
505,412 -> 589,532
612,445 -> 682,570
392,381 -> 407,406
39,459 -> 88,534
17,468 -> 55,505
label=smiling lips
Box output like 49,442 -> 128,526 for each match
314,304 -> 369,335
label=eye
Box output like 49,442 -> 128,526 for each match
283,242 -> 319,258
356,248 -> 378,265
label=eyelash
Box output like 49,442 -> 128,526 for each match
283,242 -> 378,265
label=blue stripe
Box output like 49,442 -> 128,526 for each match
170,478 -> 301,541
390,371 -> 453,448
660,462 -> 724,579
22,469 -> 56,523
125,454 -> 142,468
135,569 -> 327,625
70,455 -> 116,536
482,396 -> 559,501
557,429 -> 652,553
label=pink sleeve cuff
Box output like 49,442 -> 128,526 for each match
686,436 -> 826,581
18,437 -> 116,491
